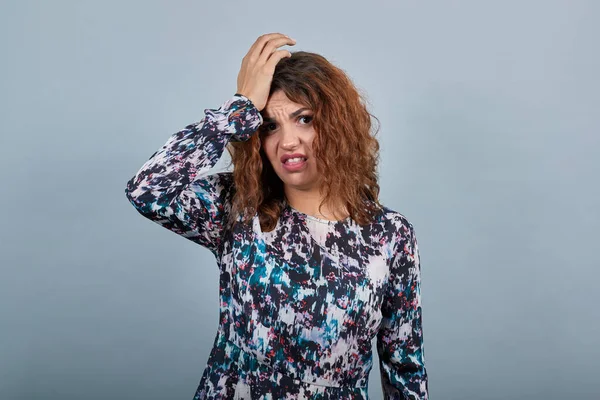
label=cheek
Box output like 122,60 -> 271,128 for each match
261,139 -> 278,164
307,130 -> 317,152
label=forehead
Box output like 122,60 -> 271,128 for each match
263,91 -> 307,115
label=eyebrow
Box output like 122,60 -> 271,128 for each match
262,108 -> 311,123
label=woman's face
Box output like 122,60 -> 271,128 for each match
260,90 -> 321,191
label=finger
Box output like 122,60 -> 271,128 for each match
244,33 -> 282,62
264,49 -> 293,73
245,33 -> 291,64
257,36 -> 295,66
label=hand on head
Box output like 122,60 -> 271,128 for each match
236,33 -> 296,112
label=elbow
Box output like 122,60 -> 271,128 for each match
124,176 -> 140,205
124,177 -> 152,214
124,176 -> 177,223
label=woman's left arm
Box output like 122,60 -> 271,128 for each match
376,221 -> 428,399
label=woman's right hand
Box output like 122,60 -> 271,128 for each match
236,33 -> 296,112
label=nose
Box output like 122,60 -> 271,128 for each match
279,123 -> 300,150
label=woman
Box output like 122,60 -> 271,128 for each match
125,32 -> 428,399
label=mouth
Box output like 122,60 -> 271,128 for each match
280,153 -> 308,164
280,153 -> 308,172
282,156 -> 308,165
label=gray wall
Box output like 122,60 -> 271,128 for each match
1,1 -> 598,399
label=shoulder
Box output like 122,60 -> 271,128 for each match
376,204 -> 418,250
377,206 -> 421,279
377,204 -> 415,232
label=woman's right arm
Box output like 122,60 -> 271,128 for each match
124,93 -> 262,258
125,32 -> 295,259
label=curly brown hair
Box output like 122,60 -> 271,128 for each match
225,50 -> 383,232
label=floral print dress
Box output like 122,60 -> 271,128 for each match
125,94 -> 428,399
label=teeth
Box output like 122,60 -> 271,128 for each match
285,157 -> 306,164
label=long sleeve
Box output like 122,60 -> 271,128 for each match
376,221 -> 428,399
124,94 -> 263,258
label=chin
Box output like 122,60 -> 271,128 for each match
281,176 -> 318,191
271,162 -> 318,190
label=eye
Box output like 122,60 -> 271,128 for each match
259,123 -> 276,136
260,115 -> 313,135
298,115 -> 313,125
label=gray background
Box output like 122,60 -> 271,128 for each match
1,0 -> 598,399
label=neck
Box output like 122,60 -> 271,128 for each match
284,187 -> 348,221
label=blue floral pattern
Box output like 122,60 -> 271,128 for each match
125,94 -> 428,399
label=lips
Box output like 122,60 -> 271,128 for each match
281,153 -> 308,163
